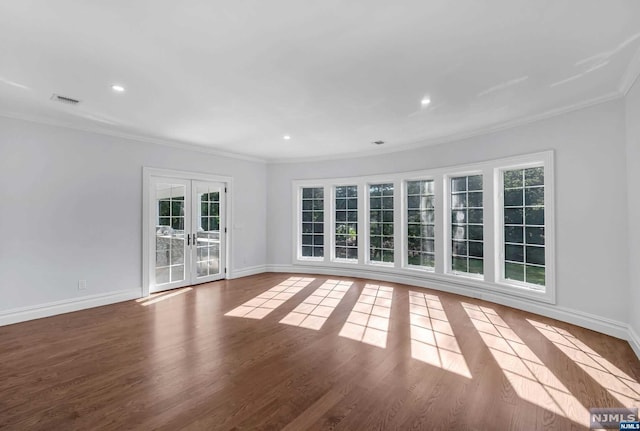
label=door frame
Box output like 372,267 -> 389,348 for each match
142,167 -> 233,297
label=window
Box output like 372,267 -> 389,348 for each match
301,187 -> 324,258
369,183 -> 394,263
450,175 -> 483,275
407,180 -> 435,268
335,185 -> 358,260
503,167 -> 545,286
293,151 -> 554,304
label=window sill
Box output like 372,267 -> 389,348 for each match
291,259 -> 554,304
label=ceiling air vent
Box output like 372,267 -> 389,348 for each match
372,140 -> 385,145
50,93 -> 81,105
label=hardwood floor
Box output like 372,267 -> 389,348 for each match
1,273 -> 638,430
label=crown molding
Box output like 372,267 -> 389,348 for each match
0,111 -> 267,164
267,91 -> 622,164
1,90 -> 623,166
619,45 -> 640,96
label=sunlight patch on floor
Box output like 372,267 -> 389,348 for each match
224,277 -> 315,319
139,287 -> 193,306
409,291 -> 471,378
339,284 -> 393,348
280,280 -> 353,330
463,303 -> 590,426
528,319 -> 640,407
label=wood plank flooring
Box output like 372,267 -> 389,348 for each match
1,273 -> 638,430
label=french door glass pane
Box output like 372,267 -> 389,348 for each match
196,184 -> 221,278
155,183 -> 186,285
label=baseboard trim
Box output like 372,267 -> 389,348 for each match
628,326 -> 640,360
265,264 -> 630,341
229,265 -> 268,279
0,289 -> 141,327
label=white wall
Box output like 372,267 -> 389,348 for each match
625,80 -> 640,355
0,97 -> 635,352
267,99 -> 629,327
0,117 -> 267,314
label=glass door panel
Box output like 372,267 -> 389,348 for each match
152,179 -> 191,292
148,176 -> 226,293
192,181 -> 225,282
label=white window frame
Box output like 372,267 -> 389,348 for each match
332,183 -> 361,264
444,169 -> 486,281
291,150 -> 555,304
494,152 -> 555,299
294,184 -> 327,262
366,180 -> 397,267
403,176 -> 437,273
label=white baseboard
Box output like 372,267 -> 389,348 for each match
629,325 -> 640,360
229,265 -> 268,279
266,264 -> 630,342
0,288 -> 141,327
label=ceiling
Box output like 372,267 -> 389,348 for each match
1,1 -> 639,162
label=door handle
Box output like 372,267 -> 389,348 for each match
187,234 -> 190,246
192,233 -> 197,246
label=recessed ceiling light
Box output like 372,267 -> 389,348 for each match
111,84 -> 125,93
283,135 -> 291,140
421,96 -> 431,106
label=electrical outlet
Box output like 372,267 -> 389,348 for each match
78,280 -> 87,291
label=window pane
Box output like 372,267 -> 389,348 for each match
504,189 -> 523,206
525,167 -> 544,186
505,244 -> 524,262
452,210 -> 466,224
504,170 -> 523,188
526,265 -> 545,286
468,192 -> 483,207
370,183 -> 394,263
526,227 -> 545,245
468,175 -> 483,191
407,181 -> 421,194
452,193 -> 467,208
525,187 -> 544,206
452,177 -> 467,192
452,225 -> 466,240
505,226 -> 524,244
468,225 -> 483,241
526,246 -> 545,265
452,240 -> 467,256
504,208 -> 523,224
502,167 -> 545,287
468,241 -> 483,258
505,262 -> 525,282
468,258 -> 483,274
452,257 -> 467,272
525,207 -> 544,225
468,209 -> 483,224
159,200 -> 171,217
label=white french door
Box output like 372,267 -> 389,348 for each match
148,176 -> 227,293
